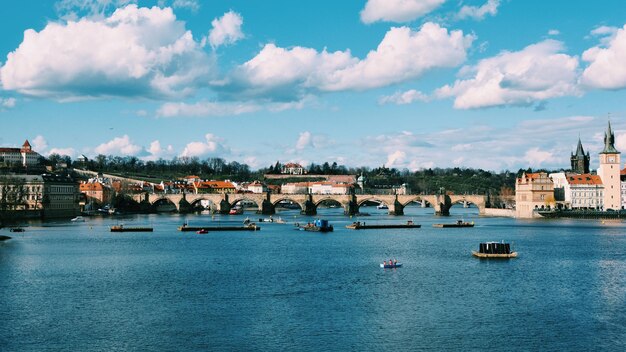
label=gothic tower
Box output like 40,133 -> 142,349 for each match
570,137 -> 590,174
597,121 -> 621,210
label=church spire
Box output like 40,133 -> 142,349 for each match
601,120 -> 619,154
575,136 -> 585,157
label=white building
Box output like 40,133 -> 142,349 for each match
0,140 -> 42,167
281,163 -> 305,175
567,174 -> 604,210
247,181 -> 267,194
281,182 -> 309,194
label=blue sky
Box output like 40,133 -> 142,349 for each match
2,0 -> 626,171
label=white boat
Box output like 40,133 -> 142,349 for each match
377,203 -> 388,209
71,216 -> 85,222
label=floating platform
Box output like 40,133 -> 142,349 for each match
432,221 -> 474,228
472,242 -> 517,259
346,221 -> 420,230
110,226 -> 153,232
178,224 -> 260,232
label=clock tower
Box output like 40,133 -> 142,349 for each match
597,121 -> 621,210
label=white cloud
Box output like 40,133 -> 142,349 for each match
437,39 -> 580,109
360,0 -> 445,24
386,150 -> 406,168
548,29 -> 560,36
1,97 -> 17,108
524,147 -> 555,166
48,147 -> 77,158
223,23 -> 473,101
296,131 -> 313,150
582,25 -> 626,90
379,89 -> 429,105
180,133 -> 229,157
457,0 -> 500,21
208,11 -> 244,49
55,0 -> 137,20
172,0 -> 199,11
156,99 -> 306,117
32,135 -> 48,152
144,140 -> 175,161
94,135 -> 143,156
0,5 -> 214,100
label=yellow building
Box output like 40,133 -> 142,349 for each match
515,172 -> 554,218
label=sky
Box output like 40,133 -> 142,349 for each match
2,0 -> 626,172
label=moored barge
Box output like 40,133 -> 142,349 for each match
472,242 -> 517,259
346,220 -> 420,230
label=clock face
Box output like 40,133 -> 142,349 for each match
609,156 -> 616,163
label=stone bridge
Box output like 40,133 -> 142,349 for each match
133,192 -> 487,216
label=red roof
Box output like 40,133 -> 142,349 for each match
567,174 -> 603,185
22,140 -> 31,147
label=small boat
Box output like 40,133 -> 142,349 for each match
196,229 -> 208,234
432,220 -> 474,228
346,220 -> 420,230
298,219 -> 333,232
110,225 -> 153,232
229,207 -> 243,215
71,216 -> 85,222
472,242 -> 517,259
380,262 -> 402,268
0,235 -> 12,241
377,203 -> 388,209
9,227 -> 25,232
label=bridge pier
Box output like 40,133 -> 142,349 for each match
388,196 -> 404,215
218,194 -> 231,214
301,194 -> 317,215
344,194 -> 359,216
260,192 -> 275,215
434,193 -> 452,216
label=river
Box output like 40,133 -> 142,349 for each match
1,205 -> 625,351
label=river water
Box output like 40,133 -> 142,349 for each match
1,205 -> 625,351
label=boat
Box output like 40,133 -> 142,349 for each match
257,216 -> 287,224
178,223 -> 260,232
196,229 -> 208,234
380,262 -> 402,268
377,203 -> 388,210
229,206 -> 243,215
346,220 -> 420,230
432,220 -> 474,228
0,235 -> 11,241
71,216 -> 85,222
9,227 -> 25,232
472,242 -> 518,259
296,219 -> 333,232
110,225 -> 153,232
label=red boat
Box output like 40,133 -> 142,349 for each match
196,229 -> 208,234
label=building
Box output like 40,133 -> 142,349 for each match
42,174 -> 80,218
597,121 -> 621,210
0,174 -> 79,218
621,168 -> 626,210
80,181 -> 113,205
193,180 -> 236,194
281,182 -> 309,194
246,181 -> 267,194
566,174 -> 604,210
281,163 -> 305,175
515,172 -> 555,218
0,140 -> 42,167
570,138 -> 590,174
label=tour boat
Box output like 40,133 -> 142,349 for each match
377,203 -> 388,210
297,219 -> 333,232
9,227 -> 25,232
472,242 -> 517,258
380,262 -> 402,268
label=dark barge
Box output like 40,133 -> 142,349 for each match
346,221 -> 420,230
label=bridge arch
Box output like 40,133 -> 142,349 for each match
152,197 -> 177,212
272,197 -> 304,210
